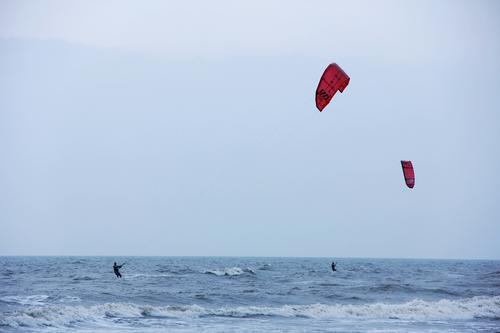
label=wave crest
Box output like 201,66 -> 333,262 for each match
203,267 -> 255,276
1,296 -> 499,328
0,295 -> 49,306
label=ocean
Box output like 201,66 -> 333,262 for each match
1,256 -> 499,332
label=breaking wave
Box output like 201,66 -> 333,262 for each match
1,296 -> 499,328
1,295 -> 82,306
0,295 -> 49,306
203,267 -> 256,276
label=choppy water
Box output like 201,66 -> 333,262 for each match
1,257 -> 499,332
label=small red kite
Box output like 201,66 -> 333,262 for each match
401,161 -> 415,189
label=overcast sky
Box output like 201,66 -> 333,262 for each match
1,0 -> 499,259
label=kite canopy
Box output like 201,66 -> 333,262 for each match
401,160 -> 415,189
315,63 -> 350,111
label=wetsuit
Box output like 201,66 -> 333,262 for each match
331,262 -> 336,272
113,263 -> 123,278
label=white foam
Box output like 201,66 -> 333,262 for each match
1,296 -> 499,328
0,295 -> 49,306
181,296 -> 500,320
58,296 -> 82,303
125,273 -> 174,279
203,267 -> 255,276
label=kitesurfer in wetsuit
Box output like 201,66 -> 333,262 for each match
331,261 -> 336,272
113,262 -> 125,278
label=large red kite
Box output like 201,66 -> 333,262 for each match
315,63 -> 350,111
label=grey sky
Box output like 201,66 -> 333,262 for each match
1,0 -> 499,258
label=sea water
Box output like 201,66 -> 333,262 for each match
1,257 -> 499,332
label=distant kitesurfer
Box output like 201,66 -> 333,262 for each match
113,262 -> 125,278
331,261 -> 336,272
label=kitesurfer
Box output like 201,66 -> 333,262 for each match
113,262 -> 125,278
331,261 -> 336,272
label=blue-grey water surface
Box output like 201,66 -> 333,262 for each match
1,257 -> 499,332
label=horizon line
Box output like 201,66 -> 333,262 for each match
0,254 -> 498,261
